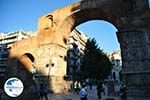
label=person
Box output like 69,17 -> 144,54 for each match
96,80 -> 103,100
77,81 -> 81,94
102,83 -> 105,95
29,84 -> 39,99
44,84 -> 49,100
120,84 -> 127,100
89,81 -> 92,90
74,81 -> 80,94
0,90 -> 2,100
103,83 -> 108,96
79,84 -> 88,100
70,82 -> 74,92
39,83 -> 45,100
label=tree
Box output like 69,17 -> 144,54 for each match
80,38 -> 112,80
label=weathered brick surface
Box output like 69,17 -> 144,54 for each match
6,0 -> 150,98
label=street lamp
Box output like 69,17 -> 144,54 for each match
31,63 -> 37,81
48,56 -> 57,79
31,63 -> 36,73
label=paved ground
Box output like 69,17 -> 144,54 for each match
0,86 -> 119,100
47,93 -> 119,100
2,86 -> 149,100
46,86 -> 119,100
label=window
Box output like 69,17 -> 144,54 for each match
1,54 -> 8,58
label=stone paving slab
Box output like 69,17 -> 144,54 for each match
47,93 -> 119,100
47,86 -> 120,100
3,87 -> 149,100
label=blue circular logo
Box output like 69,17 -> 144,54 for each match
4,77 -> 24,97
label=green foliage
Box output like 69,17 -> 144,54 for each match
80,38 -> 112,80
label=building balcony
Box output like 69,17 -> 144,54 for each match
0,54 -> 8,58
0,51 -> 8,55
0,33 -> 17,40
0,58 -> 8,62
0,63 -> 7,66
0,68 -> 6,72
0,38 -> 17,45
0,57 -> 8,60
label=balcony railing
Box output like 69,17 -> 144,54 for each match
0,63 -> 7,66
0,58 -> 8,61
0,68 -> 6,72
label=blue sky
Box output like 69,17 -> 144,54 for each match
149,0 -> 150,8
2,0 -> 149,53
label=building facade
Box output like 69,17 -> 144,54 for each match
107,50 -> 122,83
66,29 -> 88,80
0,31 -> 36,80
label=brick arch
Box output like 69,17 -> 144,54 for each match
22,53 -> 35,62
6,0 -> 150,95
58,8 -> 120,38
16,53 -> 35,89
19,53 -> 35,72
38,0 -> 129,46
41,0 -> 149,95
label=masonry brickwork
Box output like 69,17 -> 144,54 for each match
5,0 -> 150,99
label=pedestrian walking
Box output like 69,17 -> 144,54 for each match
39,83 -> 45,100
77,81 -> 81,94
29,84 -> 39,99
89,81 -> 92,90
79,84 -> 88,100
44,84 -> 49,100
70,82 -> 74,92
102,83 -> 105,95
0,92 -> 2,100
96,80 -> 103,100
120,84 -> 127,100
73,81 -> 78,93
74,80 -> 81,94
103,83 -> 108,96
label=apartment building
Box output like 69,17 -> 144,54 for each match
66,29 -> 88,79
107,50 -> 122,83
0,31 -> 36,78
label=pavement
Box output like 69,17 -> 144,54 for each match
2,85 -> 149,100
46,86 -> 120,100
0,86 -> 119,100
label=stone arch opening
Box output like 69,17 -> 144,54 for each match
58,7 -> 121,38
23,53 -> 35,62
12,53 -> 36,91
19,53 -> 35,72
78,20 -> 121,80
66,20 -> 120,81
58,6 -> 121,78
53,2 -> 122,87
4,0 -> 149,96
54,0 -> 150,96
76,20 -> 119,52
5,53 -> 36,90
